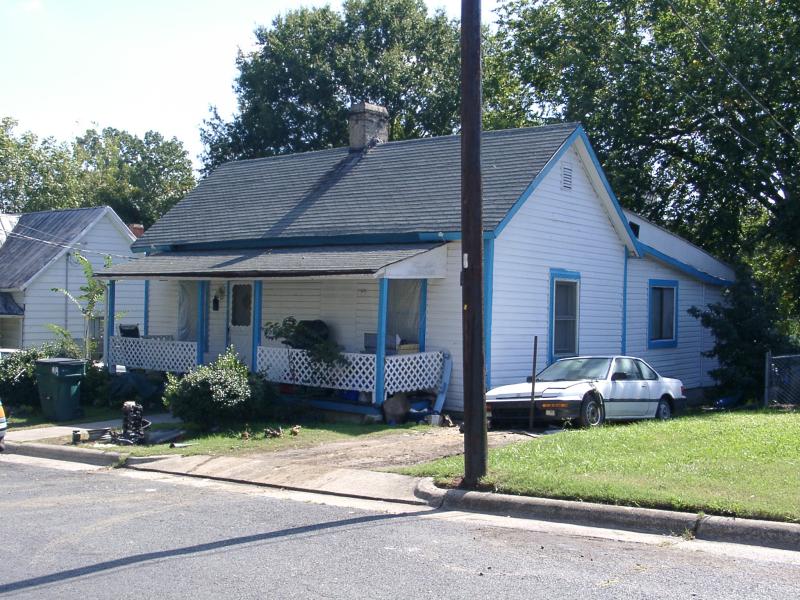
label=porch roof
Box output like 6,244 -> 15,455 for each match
98,243 -> 447,280
0,292 -> 23,316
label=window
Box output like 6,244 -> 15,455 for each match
231,284 -> 252,327
550,269 -> 580,361
649,279 -> 678,348
636,359 -> 659,381
613,357 -> 641,380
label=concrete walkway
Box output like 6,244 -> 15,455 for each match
5,413 -> 181,443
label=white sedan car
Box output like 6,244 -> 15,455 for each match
485,356 -> 685,428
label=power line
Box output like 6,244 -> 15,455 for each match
4,229 -> 138,262
665,0 -> 800,145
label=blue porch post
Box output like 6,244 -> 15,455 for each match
251,281 -> 263,371
196,281 -> 208,365
143,280 -> 150,336
374,278 -> 389,406
418,279 -> 428,352
105,280 -> 116,364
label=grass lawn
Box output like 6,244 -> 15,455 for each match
6,405 -> 122,430
45,421 -> 428,457
402,411 -> 800,523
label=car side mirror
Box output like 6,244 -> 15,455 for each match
611,372 -> 628,381
526,376 -> 533,383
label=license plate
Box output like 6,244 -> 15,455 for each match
545,410 -> 555,416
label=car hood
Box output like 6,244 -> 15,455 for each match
486,380 -> 593,400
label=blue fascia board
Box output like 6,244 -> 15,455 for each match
549,267 -> 581,280
648,278 -> 679,350
493,127 -> 582,237
143,280 -> 150,337
640,243 -> 732,286
224,281 -> 231,349
251,281 -> 263,369
483,237 -> 495,389
105,280 -> 116,361
137,231 -> 496,255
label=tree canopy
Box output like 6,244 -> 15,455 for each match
0,119 -> 194,227
200,0 -> 464,172
498,0 -> 799,330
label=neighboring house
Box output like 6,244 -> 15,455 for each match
0,206 -> 144,352
100,103 -> 732,415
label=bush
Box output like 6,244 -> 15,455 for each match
81,364 -> 112,407
163,348 -> 274,429
0,346 -> 57,409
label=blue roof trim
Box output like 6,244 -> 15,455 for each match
134,231 -> 495,254
574,128 -> 642,256
493,127 -> 582,236
640,243 -> 732,286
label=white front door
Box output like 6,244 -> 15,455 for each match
228,282 -> 253,367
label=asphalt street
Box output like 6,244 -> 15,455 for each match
1,456 -> 798,599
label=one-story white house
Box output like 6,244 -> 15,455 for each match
100,103 -> 732,416
0,206 -> 144,352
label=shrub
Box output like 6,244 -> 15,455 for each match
163,348 -> 268,429
81,364 -> 112,407
0,345 -> 57,409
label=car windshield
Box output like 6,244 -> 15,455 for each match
537,358 -> 612,382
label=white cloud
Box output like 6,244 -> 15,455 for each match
17,0 -> 44,14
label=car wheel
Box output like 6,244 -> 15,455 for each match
656,398 -> 672,420
579,395 -> 604,427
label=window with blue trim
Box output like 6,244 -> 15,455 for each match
550,269 -> 581,361
648,280 -> 678,348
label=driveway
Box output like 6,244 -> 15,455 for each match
240,426 -> 533,469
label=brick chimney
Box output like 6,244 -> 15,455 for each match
348,102 -> 389,151
128,223 -> 145,238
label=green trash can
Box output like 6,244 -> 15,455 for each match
35,358 -> 86,421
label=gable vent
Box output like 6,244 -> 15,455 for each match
561,163 -> 573,190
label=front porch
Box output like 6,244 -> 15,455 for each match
101,243 -> 452,418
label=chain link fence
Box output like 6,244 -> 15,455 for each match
764,353 -> 800,406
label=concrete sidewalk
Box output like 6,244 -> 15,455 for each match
5,413 -> 181,443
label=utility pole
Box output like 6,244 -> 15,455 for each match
461,0 -> 487,488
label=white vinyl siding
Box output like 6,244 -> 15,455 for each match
490,146 -> 625,388
626,256 -> 721,388
21,212 -> 143,348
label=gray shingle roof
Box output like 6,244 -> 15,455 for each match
133,123 -> 579,251
0,207 -> 106,290
100,243 -> 442,279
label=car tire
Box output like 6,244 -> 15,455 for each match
579,395 -> 604,427
656,398 -> 672,420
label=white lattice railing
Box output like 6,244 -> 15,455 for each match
109,336 -> 197,373
256,346 -> 446,398
257,346 -> 377,392
385,352 -> 445,394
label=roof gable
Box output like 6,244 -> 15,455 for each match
133,123 -> 581,251
0,206 -> 108,290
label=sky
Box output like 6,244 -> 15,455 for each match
0,0 -> 500,170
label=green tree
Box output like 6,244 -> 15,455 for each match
74,127 -> 195,227
200,0 -> 463,172
499,0 -> 799,325
0,118 -> 83,212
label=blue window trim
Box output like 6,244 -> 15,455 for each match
621,249 -> 628,354
483,237 -> 495,389
418,279 -> 427,352
640,243 -> 731,287
648,279 -> 679,349
251,281 -> 263,369
374,278 -> 389,406
143,280 -> 149,336
548,268 -> 581,364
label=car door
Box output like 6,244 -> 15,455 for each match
636,359 -> 662,417
608,358 -> 650,418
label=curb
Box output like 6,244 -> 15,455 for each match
4,441 -> 126,467
414,478 -> 800,552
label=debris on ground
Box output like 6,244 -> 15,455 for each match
94,401 -> 151,446
147,429 -> 185,445
169,442 -> 195,449
241,430 -> 251,441
264,426 -> 283,438
442,414 -> 455,428
290,425 -> 301,436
